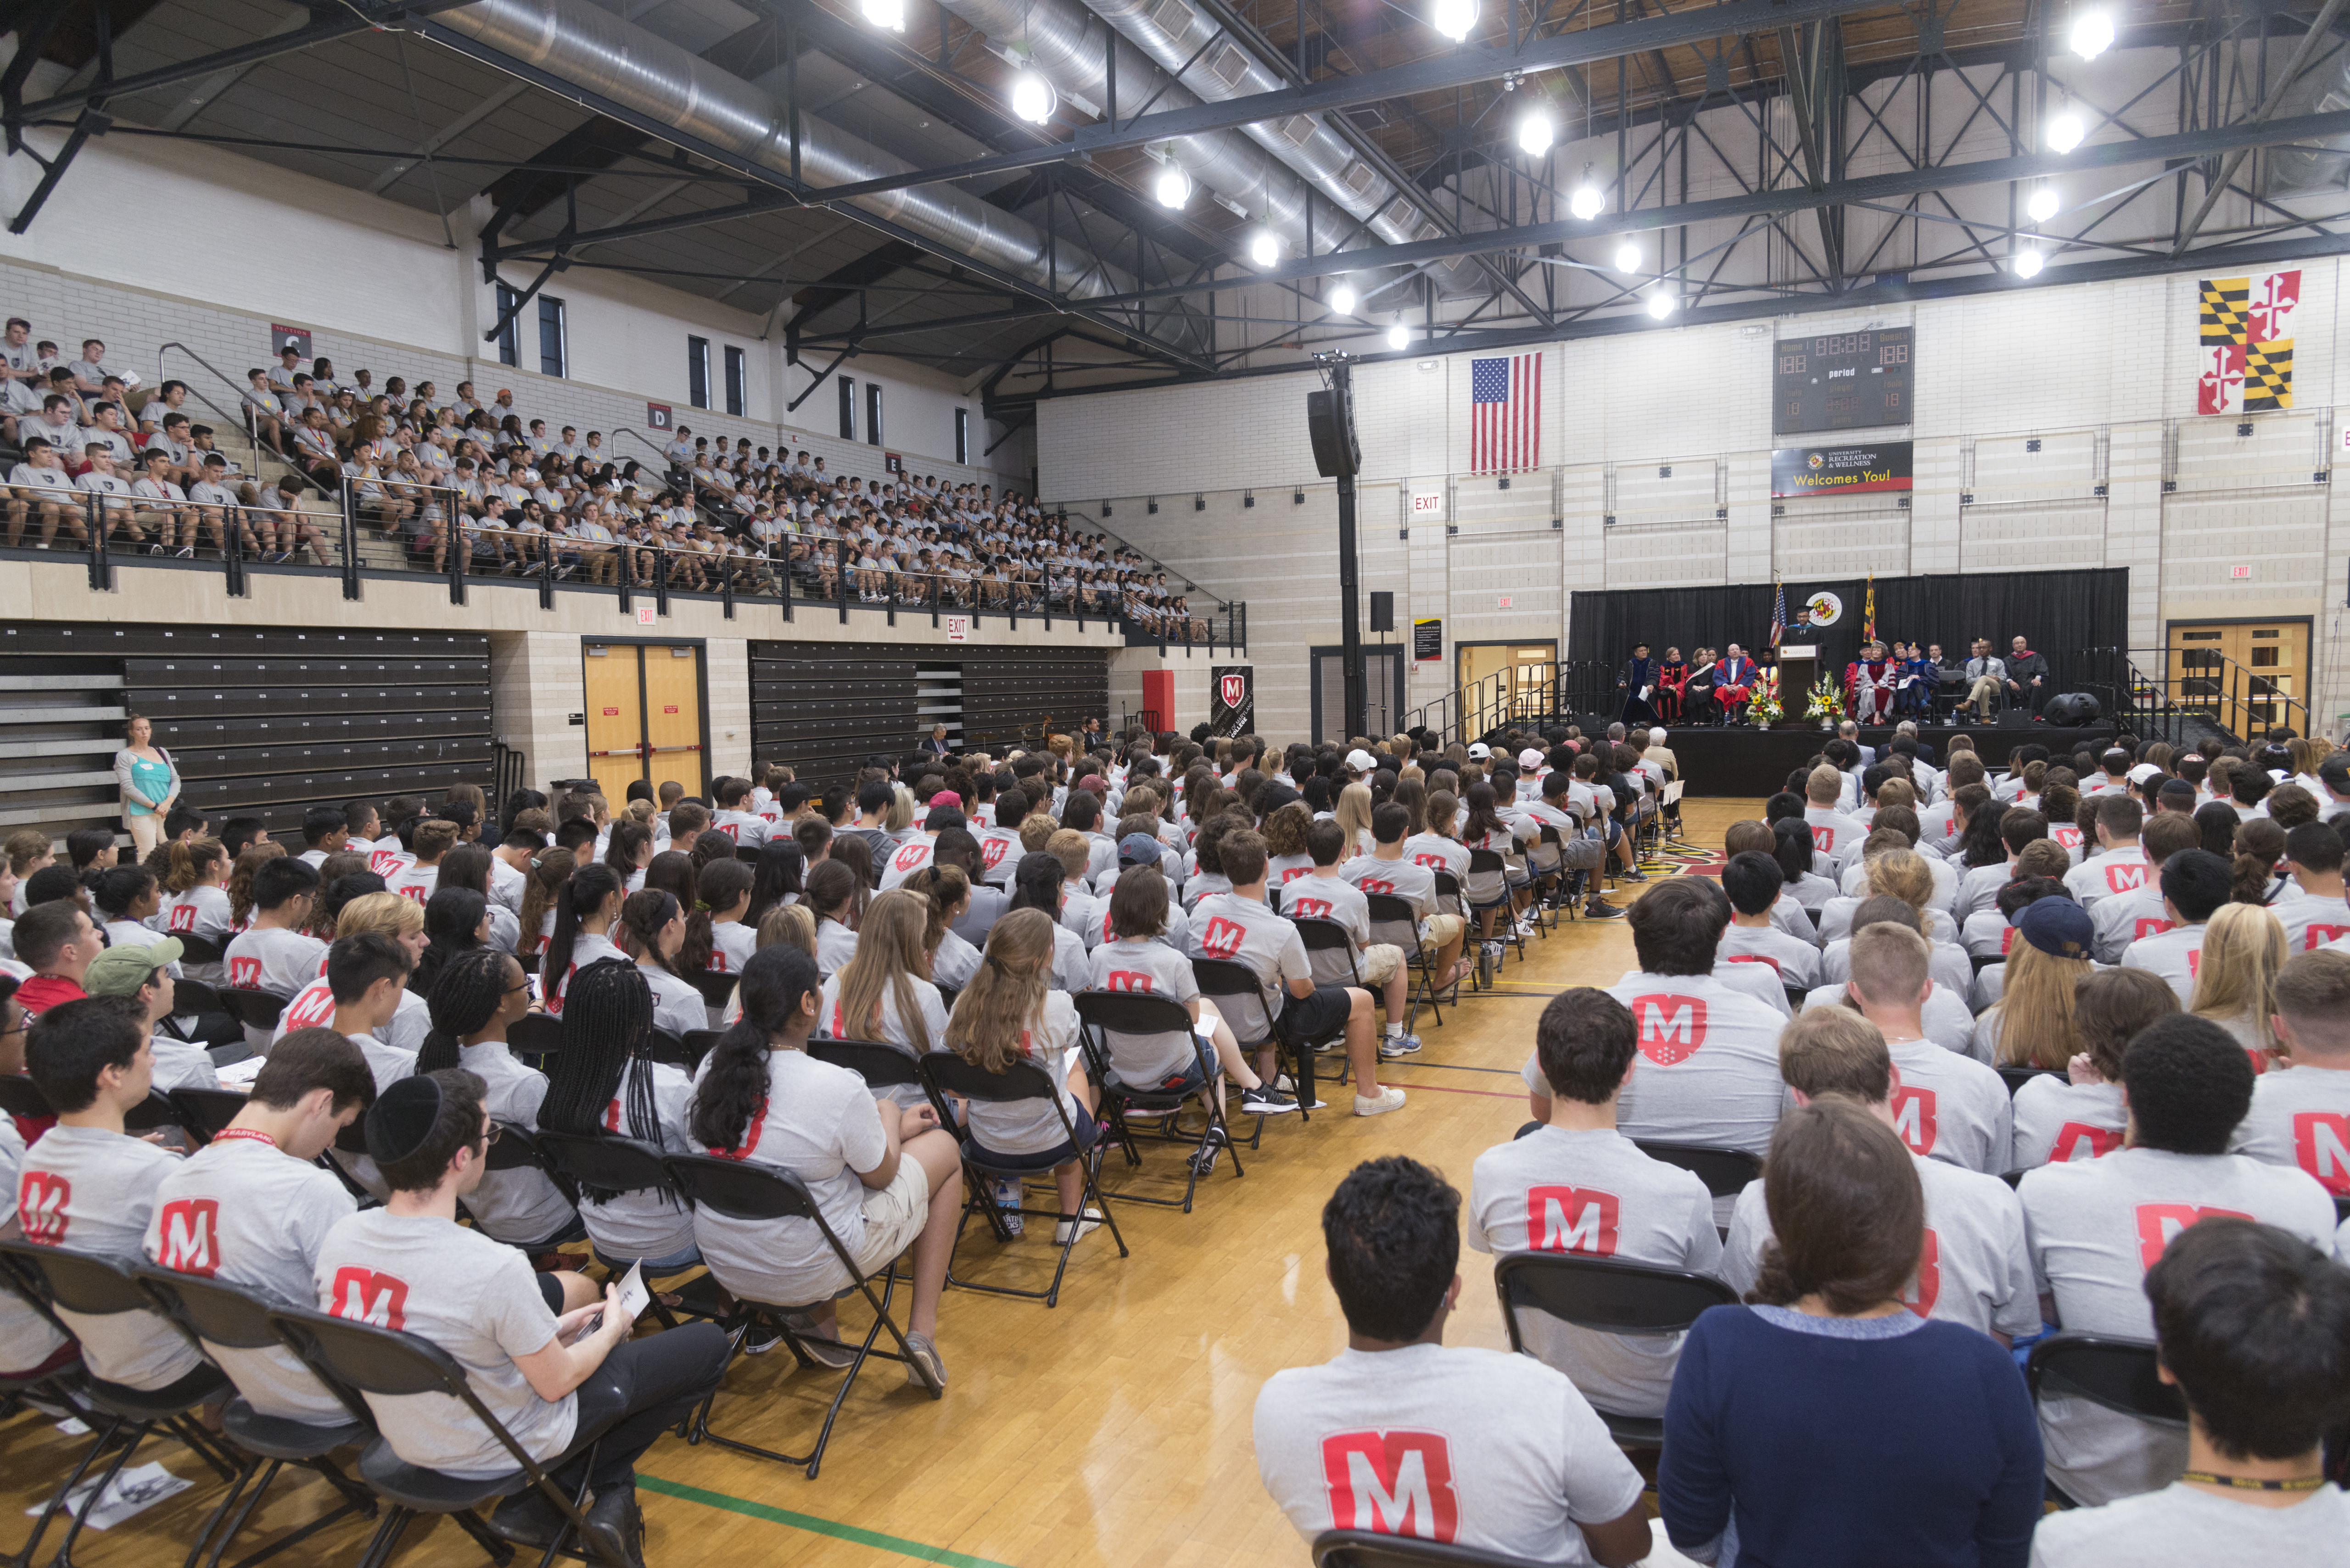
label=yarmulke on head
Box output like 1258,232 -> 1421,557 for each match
368,1068 -> 489,1194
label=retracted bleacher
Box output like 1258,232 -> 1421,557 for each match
0,625 -> 495,838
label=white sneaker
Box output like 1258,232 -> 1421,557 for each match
1353,1086 -> 1406,1116
1053,1209 -> 1104,1245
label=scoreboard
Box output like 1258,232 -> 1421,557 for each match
1774,327 -> 1914,434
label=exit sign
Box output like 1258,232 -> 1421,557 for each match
1497,594 -> 1514,608
2231,564 -> 2251,579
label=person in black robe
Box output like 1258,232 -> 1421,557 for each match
1618,642 -> 1661,726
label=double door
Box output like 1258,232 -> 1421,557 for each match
2166,619 -> 2307,739
582,642 -> 706,802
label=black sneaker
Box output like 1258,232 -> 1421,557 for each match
1619,868 -> 1651,882
1186,1143 -> 1221,1177
489,1486 -> 568,1549
739,1317 -> 788,1356
1583,900 -> 1629,920
1240,1086 -> 1300,1115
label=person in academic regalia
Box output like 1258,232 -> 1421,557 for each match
1679,648 -> 1718,725
1846,640 -> 1896,724
1617,641 -> 1661,727
1714,644 -> 1759,721
1895,641 -> 1937,721
1654,647 -> 1689,724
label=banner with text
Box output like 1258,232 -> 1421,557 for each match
1769,441 -> 1914,499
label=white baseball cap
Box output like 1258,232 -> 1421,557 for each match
1518,748 -> 1544,768
1346,748 -> 1378,772
2127,763 -> 2163,785
1466,742 -> 1492,760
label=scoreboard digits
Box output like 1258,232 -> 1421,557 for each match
1773,326 -> 1915,433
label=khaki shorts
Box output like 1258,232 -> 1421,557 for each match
848,1156 -> 933,1278
1421,913 -> 1465,950
1360,942 -> 1404,986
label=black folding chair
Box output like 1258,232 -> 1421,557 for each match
806,1037 -> 923,1098
265,1301 -> 607,1568
506,1012 -> 563,1069
2025,1332 -> 2188,1509
462,1123 -> 585,1251
0,1250 -> 96,1566
1971,951 -> 2004,973
0,1239 -> 241,1568
220,988 -> 290,1032
1631,1141 -> 1763,1199
132,1266 -> 381,1568
530,1131 -> 729,1328
917,1051 -> 1130,1308
123,1089 -> 186,1138
1492,1252 -> 1740,1451
172,978 -> 228,1017
1290,917 -> 1366,1088
1071,990 -> 1244,1213
1313,1529 -> 1559,1568
176,935 -> 226,970
1191,956 -> 1314,1129
1431,871 -> 1479,990
1365,892 -> 1452,1033
1464,848 -> 1523,972
686,970 -> 737,1023
1998,1065 -> 2066,1096
661,1155 -> 941,1478
168,1087 -> 253,1144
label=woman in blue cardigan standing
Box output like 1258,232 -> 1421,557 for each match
1661,1099 -> 2044,1568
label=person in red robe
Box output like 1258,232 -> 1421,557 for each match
1846,640 -> 1895,724
1715,644 -> 1758,721
1655,647 -> 1688,724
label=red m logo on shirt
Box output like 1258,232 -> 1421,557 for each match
2305,925 -> 2350,952
1105,971 -> 1154,993
368,849 -> 404,877
2051,1122 -> 2122,1163
328,1266 -> 410,1329
1320,1431 -> 1458,1541
894,844 -> 927,870
2292,1112 -> 2350,1194
228,956 -> 263,989
1891,1082 -> 1939,1157
1411,854 -> 1447,870
1630,994 -> 1707,1065
2133,917 -> 2175,942
17,1171 -> 69,1244
283,983 -> 335,1032
1290,897 -> 1333,920
1359,878 -> 1395,896
1526,1185 -> 1619,1255
982,838 -> 1010,868
1903,1228 -> 1941,1318
1199,916 -> 1245,960
168,904 -> 196,934
2134,1204 -> 2254,1269
155,1199 -> 221,1276
2104,863 -> 2145,893
1811,826 -> 1835,853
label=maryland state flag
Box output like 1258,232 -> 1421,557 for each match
1862,575 -> 1876,642
2198,269 -> 2299,414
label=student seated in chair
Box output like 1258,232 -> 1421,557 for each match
688,944 -> 960,1382
145,1027 -> 374,1421
1469,987 -> 1723,1419
2025,1217 -> 2350,1567
416,948 -> 581,1251
313,1069 -> 727,1567
1252,1155 -> 1650,1565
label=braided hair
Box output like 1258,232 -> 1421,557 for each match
541,958 -> 666,1202
417,948 -> 511,1074
688,944 -> 821,1153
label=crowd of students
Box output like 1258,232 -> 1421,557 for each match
7,711 -> 2346,1566
0,319 -> 1212,637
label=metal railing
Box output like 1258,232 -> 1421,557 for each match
2073,644 -> 2310,747
156,341 -> 275,482
3,479 -> 1247,648
1403,658 -> 1615,748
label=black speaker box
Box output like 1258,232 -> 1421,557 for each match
1995,709 -> 2032,729
2043,692 -> 2102,725
1307,385 -> 1360,478
1370,591 -> 1394,632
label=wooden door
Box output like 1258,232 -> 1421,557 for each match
582,644 -> 647,802
2168,620 -> 2307,740
641,644 -> 706,798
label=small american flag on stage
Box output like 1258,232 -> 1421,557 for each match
1470,352 -> 1541,473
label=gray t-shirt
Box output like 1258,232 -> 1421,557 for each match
146,1133 -> 357,1421
1885,1036 -> 2014,1175
2019,1148 -> 2339,1506
1716,923 -> 1822,990
313,1209 -> 574,1478
1252,1342 -> 1645,1563
223,925 -> 329,996
817,970 -> 948,1112
2010,1077 -> 2127,1172
1283,873 -> 1376,987
2228,1062 -> 2350,1195
2026,1481 -> 2350,1568
1721,1152 -> 2038,1339
1521,973 -> 1788,1159
1086,937 -> 1204,1084
1467,1127 -> 1722,1418
1187,892 -> 1313,1037
0,1115 -> 69,1374
688,1048 -> 889,1305
455,1041 -> 578,1247
19,1124 -> 206,1390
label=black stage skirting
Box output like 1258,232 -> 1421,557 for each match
1661,725 -> 2119,798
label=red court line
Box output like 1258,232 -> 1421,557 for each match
1379,1077 -> 1528,1101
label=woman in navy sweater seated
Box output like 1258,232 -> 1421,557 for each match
1660,1099 -> 2043,1568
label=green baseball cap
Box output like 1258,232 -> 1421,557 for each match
83,938 -> 184,997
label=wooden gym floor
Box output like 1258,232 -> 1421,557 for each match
0,800 -> 1757,1568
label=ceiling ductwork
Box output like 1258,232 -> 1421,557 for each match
434,0 -> 1137,307
934,0 -> 1423,300
2262,44 -> 2350,197
1075,0 -> 1503,293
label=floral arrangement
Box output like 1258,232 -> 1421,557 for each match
1806,675 -> 1846,723
1746,667 -> 1783,725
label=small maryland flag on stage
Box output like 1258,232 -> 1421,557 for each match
1862,575 -> 1876,642
2198,269 -> 2299,414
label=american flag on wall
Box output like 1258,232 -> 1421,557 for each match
1469,352 -> 1542,473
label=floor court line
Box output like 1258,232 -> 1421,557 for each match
637,1474 -> 1018,1568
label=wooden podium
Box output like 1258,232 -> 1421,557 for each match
1775,644 -> 1819,729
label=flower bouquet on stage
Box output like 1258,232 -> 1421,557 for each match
1746,668 -> 1784,726
1806,675 -> 1846,730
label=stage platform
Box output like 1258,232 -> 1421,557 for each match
1660,724 -> 2118,797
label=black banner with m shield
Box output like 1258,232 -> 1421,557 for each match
1210,665 -> 1255,737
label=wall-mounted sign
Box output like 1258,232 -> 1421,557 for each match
646,402 -> 673,431
945,615 -> 971,642
269,324 -> 312,357
635,605 -> 655,625
1770,441 -> 1914,498
1413,618 -> 1443,664
1410,488 -> 1446,519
